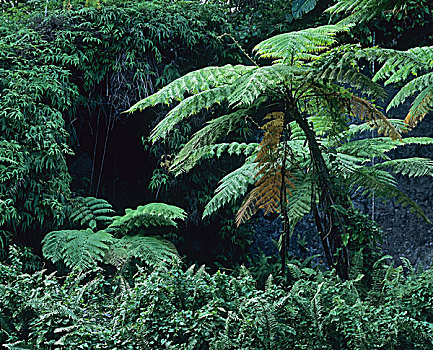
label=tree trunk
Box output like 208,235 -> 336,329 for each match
290,105 -> 350,280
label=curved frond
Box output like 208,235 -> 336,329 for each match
68,197 -> 115,229
171,142 -> 258,175
287,175 -> 313,223
126,65 -> 254,113
350,96 -> 401,140
108,203 -> 186,235
203,161 -> 258,218
405,85 -> 433,127
150,85 -> 234,142
254,25 -> 350,61
228,65 -> 302,108
336,137 -> 433,160
326,0 -> 406,24
106,235 -> 178,268
387,72 -> 433,112
373,158 -> 433,178
169,109 -> 251,174
42,229 -> 114,270
373,46 -> 433,85
344,167 -> 431,224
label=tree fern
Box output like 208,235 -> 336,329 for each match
127,22 -> 432,279
105,235 -> 178,269
43,202 -> 186,271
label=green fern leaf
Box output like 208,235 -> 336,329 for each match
150,85 -> 234,142
203,161 -> 258,218
42,229 -> 114,270
373,158 -> 433,178
292,0 -> 318,18
108,203 -> 186,235
126,65 -> 254,113
254,25 -> 350,61
69,197 -> 115,229
106,235 -> 179,268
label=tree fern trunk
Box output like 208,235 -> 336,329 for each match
290,105 -> 350,280
280,108 -> 291,277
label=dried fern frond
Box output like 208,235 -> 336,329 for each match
236,112 -> 295,226
350,96 -> 401,140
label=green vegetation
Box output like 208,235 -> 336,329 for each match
2,249 -> 433,349
1,0 -> 433,348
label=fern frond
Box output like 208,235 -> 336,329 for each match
68,197 -> 115,229
373,158 -> 433,178
106,235 -> 178,268
326,0 -> 406,24
125,65 -> 254,113
341,119 -> 410,141
405,85 -> 433,127
42,229 -> 114,270
387,71 -> 433,111
338,137 -> 433,160
292,0 -> 319,18
171,142 -> 258,175
371,46 -> 433,127
316,63 -> 386,99
344,167 -> 431,224
254,24 -> 350,61
150,85 -> 234,142
170,109 -> 250,174
350,96 -> 401,140
203,161 -> 258,218
107,203 -> 186,235
236,112 -> 295,226
228,65 -> 302,107
373,46 -> 433,85
287,175 -> 313,223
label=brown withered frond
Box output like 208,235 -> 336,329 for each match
404,87 -> 433,128
350,96 -> 402,140
236,112 -> 295,226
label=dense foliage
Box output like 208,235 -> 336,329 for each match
1,0 -> 433,348
2,250 -> 433,349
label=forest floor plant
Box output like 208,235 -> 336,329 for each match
1,248 -> 433,349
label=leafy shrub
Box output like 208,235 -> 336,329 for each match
1,250 -> 433,349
